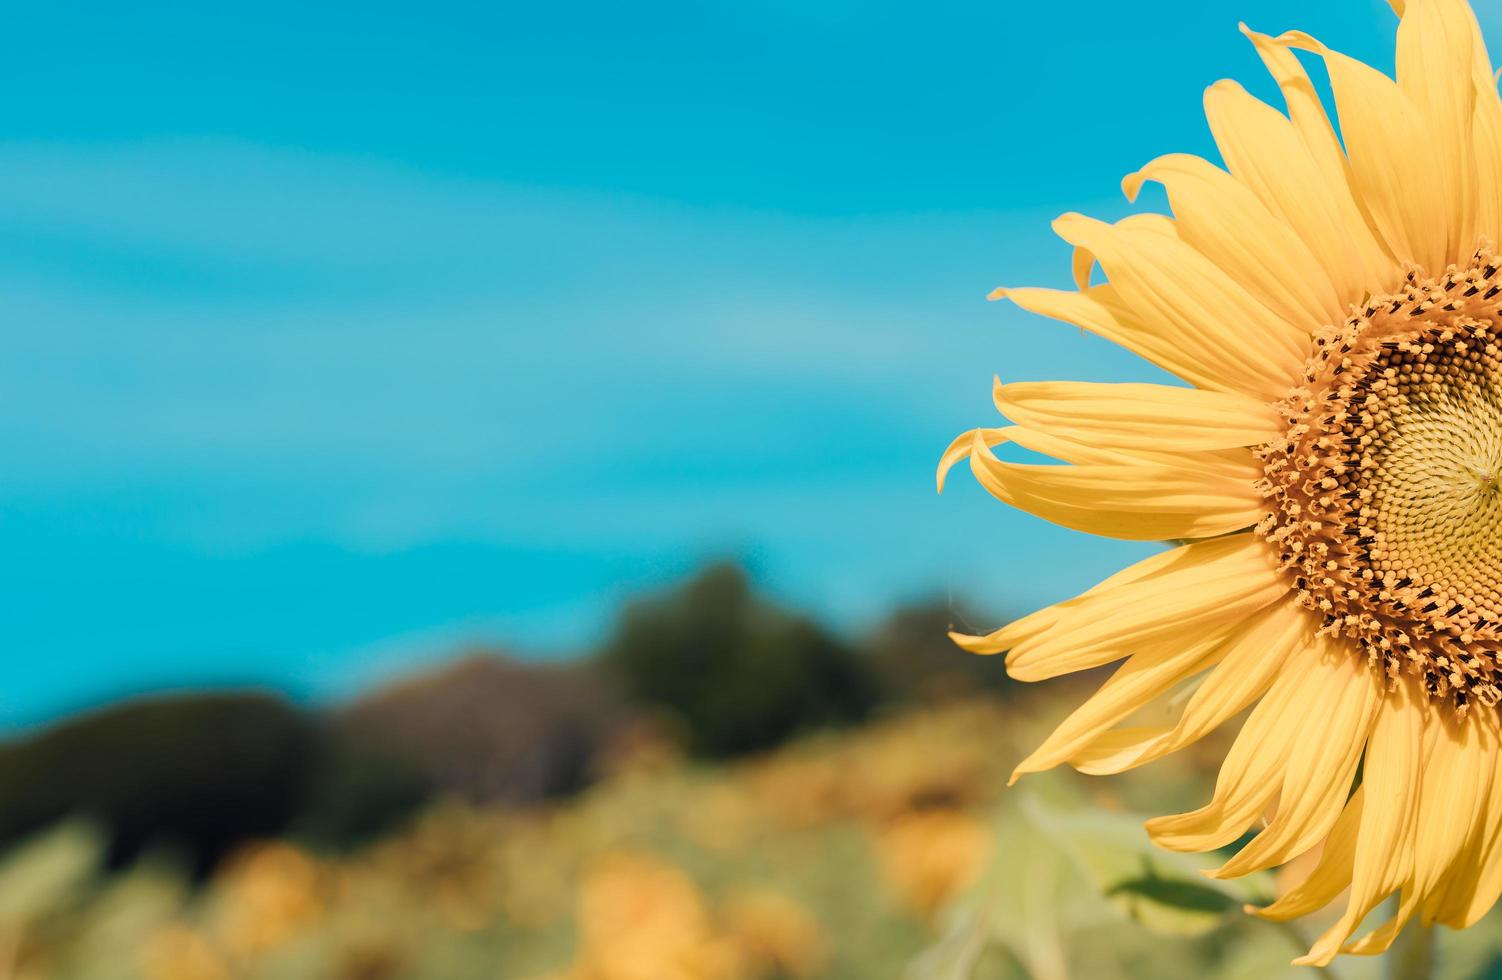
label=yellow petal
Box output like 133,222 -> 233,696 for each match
1278,31 -> 1451,273
1239,24 -> 1349,189
1408,711 -> 1491,920
1051,213 -> 1306,401
1003,532 -> 1285,676
1395,0 -> 1484,258
1470,76 -> 1502,246
1251,787 -> 1365,922
947,540 -> 1204,655
1463,8 -> 1502,247
992,378 -> 1283,453
1296,677 -> 1425,968
966,429 -> 1264,541
1425,707 -> 1502,927
1123,153 -> 1344,329
995,284 -> 1242,395
1203,76 -> 1399,307
1005,534 -> 1284,682
1010,626 -> 1235,783
1144,655 -> 1306,852
1068,599 -> 1311,775
936,426 -> 1008,492
1210,639 -> 1383,878
1340,706 -> 1491,956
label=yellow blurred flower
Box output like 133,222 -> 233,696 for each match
214,842 -> 324,957
719,888 -> 827,979
558,852 -> 749,980
873,809 -> 991,919
137,925 -> 231,980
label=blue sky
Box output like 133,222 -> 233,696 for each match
0,0 -> 1434,726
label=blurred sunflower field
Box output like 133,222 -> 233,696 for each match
9,564 -> 1502,980
5,687 -> 1502,980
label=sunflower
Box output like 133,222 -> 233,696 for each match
939,0 -> 1502,966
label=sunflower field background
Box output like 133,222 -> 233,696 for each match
1,563 -> 1501,980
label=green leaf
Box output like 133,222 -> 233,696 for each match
1104,858 -> 1239,915
1019,794 -> 1272,937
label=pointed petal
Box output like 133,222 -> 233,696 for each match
1395,0 -> 1485,258
1050,213 -> 1306,401
1069,599 -> 1311,774
966,429 -> 1264,542
1203,76 -> 1399,307
1124,153 -> 1344,329
1011,625 -> 1236,781
993,378 -> 1283,453
1296,677 -> 1425,968
1426,708 -> 1502,927
1004,534 -> 1285,682
936,426 -> 1008,492
1143,656 -> 1306,852
1211,638 -> 1383,877
947,541 -> 1200,655
1252,787 -> 1365,922
996,284 -> 1250,395
1278,31 -> 1451,272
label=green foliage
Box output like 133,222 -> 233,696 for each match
908,790 -> 1359,980
0,694 -> 316,874
1104,864 -> 1238,918
599,562 -> 879,757
293,726 -> 429,848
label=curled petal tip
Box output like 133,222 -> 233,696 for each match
948,630 -> 1006,656
1049,211 -> 1087,237
987,286 -> 1009,301
1272,28 -> 1323,54
1120,169 -> 1145,203
937,426 -> 1010,493
1236,21 -> 1269,44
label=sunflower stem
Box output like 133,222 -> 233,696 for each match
1386,922 -> 1434,980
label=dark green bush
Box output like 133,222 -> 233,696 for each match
598,562 -> 878,757
0,693 -> 316,875
293,725 -> 429,848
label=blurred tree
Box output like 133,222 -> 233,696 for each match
599,562 -> 878,758
865,601 -> 1016,704
326,653 -> 627,812
294,723 -> 429,848
0,693 -> 314,876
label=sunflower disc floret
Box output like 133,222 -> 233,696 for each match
1260,248 -> 1502,712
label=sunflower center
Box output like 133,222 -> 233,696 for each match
1258,247 -> 1502,713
